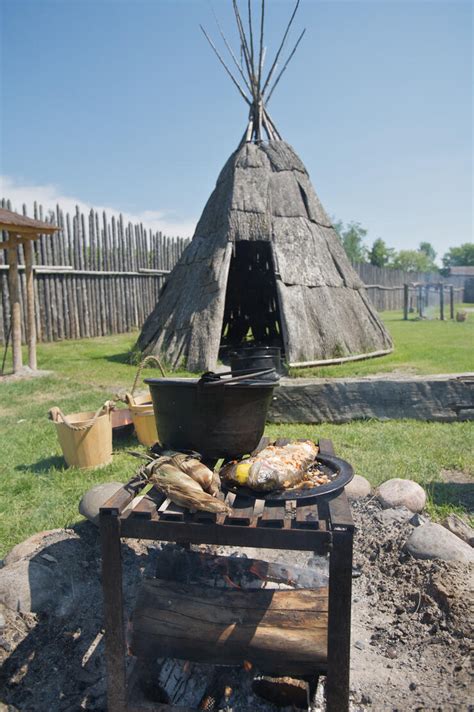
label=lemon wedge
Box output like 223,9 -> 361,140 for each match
235,462 -> 251,485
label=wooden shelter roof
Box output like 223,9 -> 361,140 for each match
0,207 -> 58,237
138,139 -> 393,370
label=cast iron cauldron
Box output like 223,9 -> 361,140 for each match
145,370 -> 277,460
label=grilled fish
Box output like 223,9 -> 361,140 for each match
221,440 -> 319,492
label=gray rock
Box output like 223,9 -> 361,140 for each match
442,514 -> 474,546
0,559 -> 59,613
345,475 -> 372,499
4,529 -> 67,566
79,481 -> 124,526
379,506 -> 413,525
409,512 -> 428,527
405,522 -> 474,563
377,479 -> 426,513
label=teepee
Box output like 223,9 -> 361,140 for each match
138,1 -> 392,371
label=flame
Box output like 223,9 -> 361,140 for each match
249,561 -> 268,580
223,574 -> 241,589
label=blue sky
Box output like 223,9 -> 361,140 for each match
1,0 -> 472,260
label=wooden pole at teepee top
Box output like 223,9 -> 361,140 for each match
7,240 -> 23,373
211,7 -> 252,96
261,0 -> 301,96
24,239 -> 37,370
202,0 -> 304,143
200,25 -> 251,106
266,28 -> 306,103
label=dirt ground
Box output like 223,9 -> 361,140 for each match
0,498 -> 472,712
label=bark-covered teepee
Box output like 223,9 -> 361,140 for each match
138,1 -> 392,371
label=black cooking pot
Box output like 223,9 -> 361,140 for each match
231,345 -> 282,358
145,369 -> 277,460
230,346 -> 284,379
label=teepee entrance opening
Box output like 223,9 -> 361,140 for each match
219,241 -> 285,360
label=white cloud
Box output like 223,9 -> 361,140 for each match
0,175 -> 196,238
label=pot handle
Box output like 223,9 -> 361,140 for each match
198,368 -> 276,386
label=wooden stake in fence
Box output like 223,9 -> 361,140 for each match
449,285 -> 454,320
7,242 -> 22,372
439,284 -> 444,321
403,283 -> 409,320
0,208 -> 59,374
417,285 -> 423,318
24,240 -> 36,369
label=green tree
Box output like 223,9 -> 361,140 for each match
392,249 -> 436,272
368,238 -> 395,267
419,242 -> 437,262
442,243 -> 474,268
333,220 -> 368,263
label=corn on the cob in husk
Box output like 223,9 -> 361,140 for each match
207,470 -> 222,497
221,440 -> 319,492
147,463 -> 230,514
169,453 -> 214,492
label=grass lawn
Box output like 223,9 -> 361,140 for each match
1,307 -> 473,386
0,309 -> 473,557
290,307 -> 474,378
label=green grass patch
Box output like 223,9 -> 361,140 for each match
1,332 -> 193,390
2,306 -> 473,384
290,307 -> 474,378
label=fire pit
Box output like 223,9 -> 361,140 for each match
99,438 -> 354,711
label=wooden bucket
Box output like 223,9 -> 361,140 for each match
49,402 -> 114,469
127,355 -> 166,448
126,392 -> 158,447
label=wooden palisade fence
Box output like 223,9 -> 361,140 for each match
352,262 -> 465,312
0,199 -> 189,345
0,198 -> 465,346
